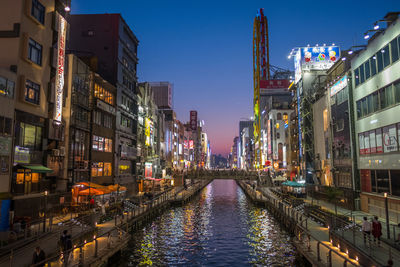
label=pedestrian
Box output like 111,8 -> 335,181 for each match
362,216 -> 371,245
64,234 -> 73,265
372,216 -> 382,246
60,230 -> 67,251
32,246 -> 45,267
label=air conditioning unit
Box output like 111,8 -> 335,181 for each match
59,146 -> 65,157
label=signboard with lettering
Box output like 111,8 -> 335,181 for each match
330,75 -> 348,97
54,14 -> 67,123
190,110 -> 197,131
260,79 -> 290,90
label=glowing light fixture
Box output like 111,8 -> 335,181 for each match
64,6 -> 71,12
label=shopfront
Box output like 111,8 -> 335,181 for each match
13,164 -> 53,195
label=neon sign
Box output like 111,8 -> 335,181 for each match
54,14 -> 67,123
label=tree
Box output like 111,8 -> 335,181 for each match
325,186 -> 341,216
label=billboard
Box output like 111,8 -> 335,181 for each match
190,110 -> 197,131
330,75 -> 347,97
189,140 -> 194,149
260,79 -> 290,90
145,162 -> 152,178
300,46 -> 340,70
294,45 -> 340,83
54,14 -> 67,123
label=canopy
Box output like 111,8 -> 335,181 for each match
17,164 -> 53,173
282,181 -> 306,187
78,188 -> 104,196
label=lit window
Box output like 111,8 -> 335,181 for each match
25,80 -> 40,104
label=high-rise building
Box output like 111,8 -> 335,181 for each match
150,82 -> 173,109
69,14 -> 139,194
0,0 -> 71,220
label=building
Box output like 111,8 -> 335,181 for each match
290,44 -> 340,182
150,82 -> 173,109
0,0 -> 71,219
69,14 -> 139,195
90,72 -> 116,185
351,13 -> 400,220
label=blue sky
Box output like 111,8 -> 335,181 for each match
72,0 -> 399,156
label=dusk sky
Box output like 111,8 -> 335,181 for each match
72,0 -> 399,156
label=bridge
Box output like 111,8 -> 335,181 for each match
172,170 -> 273,184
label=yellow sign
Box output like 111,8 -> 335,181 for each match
145,118 -> 151,146
273,162 -> 279,169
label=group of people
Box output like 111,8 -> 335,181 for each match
362,216 -> 383,246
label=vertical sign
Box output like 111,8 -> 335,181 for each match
190,111 -> 197,131
54,14 -> 66,123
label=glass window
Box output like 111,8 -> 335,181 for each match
370,56 -> 377,76
395,81 -> 400,104
383,124 -> 398,153
376,170 -> 389,193
4,118 -> 12,135
6,80 -> 14,98
92,135 -> 98,151
391,170 -> 400,197
372,92 -> 379,112
31,0 -> 45,24
91,162 -> 98,177
361,98 -> 368,116
277,113 -> 282,120
25,79 -> 40,104
371,170 -> 377,193
104,162 -> 112,176
391,38 -> 399,63
376,128 -> 383,153
356,100 -> 361,118
367,94 -> 374,113
98,137 -> 104,151
382,45 -> 390,68
364,61 -> 370,80
359,64 -> 365,84
377,51 -> 384,72
0,77 -> 6,97
385,85 -> 394,107
97,162 -> 103,176
28,38 -> 42,66
379,87 -> 386,109
354,68 -> 360,86
105,138 -> 112,152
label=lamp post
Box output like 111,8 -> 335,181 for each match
384,192 -> 390,239
43,190 -> 48,233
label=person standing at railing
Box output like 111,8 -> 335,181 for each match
32,246 -> 45,267
372,216 -> 382,246
362,216 -> 371,245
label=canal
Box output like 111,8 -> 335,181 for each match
116,179 -> 300,266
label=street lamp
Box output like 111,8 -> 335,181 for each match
384,192 -> 390,239
43,190 -> 48,233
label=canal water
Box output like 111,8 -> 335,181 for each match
116,179 -> 299,266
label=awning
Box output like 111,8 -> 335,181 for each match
17,164 -> 53,173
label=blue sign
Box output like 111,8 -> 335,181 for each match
300,46 -> 340,70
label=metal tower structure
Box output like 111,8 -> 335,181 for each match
253,8 -> 269,169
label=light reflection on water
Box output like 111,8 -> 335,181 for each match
118,179 -> 297,266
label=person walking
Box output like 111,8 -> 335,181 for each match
32,246 -> 46,267
362,216 -> 371,245
372,216 -> 382,246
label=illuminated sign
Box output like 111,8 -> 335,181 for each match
189,140 -> 194,149
260,79 -> 290,91
294,50 -> 302,83
145,118 -> 153,146
330,75 -> 347,97
190,111 -> 197,131
145,162 -> 152,178
54,14 -> 67,123
184,140 -> 188,149
301,46 -> 340,70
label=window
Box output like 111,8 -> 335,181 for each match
104,114 -> 113,128
370,56 -> 377,76
376,170 -> 390,193
367,94 -> 375,113
391,38 -> 399,63
359,64 -> 365,84
16,122 -> 42,150
93,110 -> 102,125
0,76 -> 14,98
391,170 -> 400,197
94,83 -> 114,105
354,68 -> 359,86
361,98 -> 368,117
384,85 -> 394,108
394,81 -> 400,104
356,101 -> 361,118
31,0 -> 45,24
377,51 -> 384,72
382,45 -> 390,68
277,113 -> 282,120
91,162 -> 111,177
92,135 -> 112,152
28,38 -> 42,65
0,116 -> 12,136
276,132 -> 280,139
25,80 -> 40,104
364,60 -> 370,80
104,163 -> 112,176
336,119 -> 344,132
121,115 -> 131,128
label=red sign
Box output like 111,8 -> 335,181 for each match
190,111 -> 197,131
145,163 -> 152,178
189,140 -> 194,149
260,79 -> 290,90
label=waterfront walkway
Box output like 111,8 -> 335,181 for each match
248,183 -> 400,267
0,180 -> 210,267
